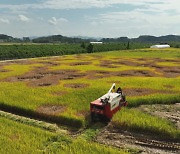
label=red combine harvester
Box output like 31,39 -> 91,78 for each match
90,83 -> 127,121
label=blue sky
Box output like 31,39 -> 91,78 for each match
0,0 -> 180,38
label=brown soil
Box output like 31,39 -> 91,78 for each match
100,58 -> 180,78
114,70 -> 157,77
64,83 -> 89,89
86,70 -> 111,79
123,88 -> 174,97
161,59 -> 180,63
158,67 -> 180,78
69,62 -> 91,66
3,67 -> 86,87
99,60 -> 118,68
113,60 -> 143,67
36,104 -> 66,116
38,61 -> 59,66
138,103 -> 180,129
9,134 -> 20,141
163,85 -> 175,89
99,64 -> 118,68
0,69 -> 10,72
6,60 -> 35,65
52,91 -> 68,96
96,124 -> 180,154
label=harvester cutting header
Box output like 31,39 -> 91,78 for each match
90,83 -> 128,121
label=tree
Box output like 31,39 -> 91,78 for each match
80,42 -> 86,48
126,41 -> 130,49
87,43 -> 93,53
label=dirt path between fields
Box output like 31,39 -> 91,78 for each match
95,124 -> 180,154
138,103 -> 180,129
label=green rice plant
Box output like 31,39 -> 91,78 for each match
0,64 -> 42,80
112,108 -> 180,139
44,135 -> 129,154
0,117 -> 128,154
0,48 -> 179,131
127,94 -> 180,107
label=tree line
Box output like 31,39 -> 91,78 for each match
0,42 -> 151,60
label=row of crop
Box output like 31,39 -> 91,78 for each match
0,116 -> 128,154
0,44 -> 86,60
0,43 -> 150,60
0,102 -> 84,129
0,110 -> 61,132
112,108 -> 180,140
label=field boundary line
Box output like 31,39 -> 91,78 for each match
0,110 -> 67,134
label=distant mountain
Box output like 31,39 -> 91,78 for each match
101,35 -> 180,43
1,34 -> 180,44
73,35 -> 102,41
0,34 -> 21,42
32,35 -> 97,43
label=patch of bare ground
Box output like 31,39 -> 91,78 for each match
96,125 -> 180,154
163,85 -> 175,89
114,70 -> 157,77
0,68 -> 9,73
36,104 -> 67,116
99,60 -> 118,68
52,91 -> 68,96
159,67 -> 180,78
99,64 -> 118,68
86,70 -> 111,79
9,134 -> 20,141
113,60 -> 144,67
64,83 -> 89,89
138,103 -> 180,129
38,61 -> 59,66
3,67 -> 87,87
69,61 -> 92,66
161,59 -> 180,63
6,60 -> 35,65
123,88 -> 174,97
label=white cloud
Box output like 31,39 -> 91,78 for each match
90,21 -> 98,26
0,18 -> 10,24
0,0 -> 180,13
48,17 -> 68,25
86,8 -> 180,37
18,15 -> 30,22
37,0 -> 180,12
48,17 -> 57,25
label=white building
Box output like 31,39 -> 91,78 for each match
150,44 -> 170,49
90,42 -> 103,44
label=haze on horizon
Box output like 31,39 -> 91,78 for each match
0,0 -> 180,38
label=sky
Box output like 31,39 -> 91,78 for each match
0,0 -> 180,38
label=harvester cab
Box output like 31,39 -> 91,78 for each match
90,83 -> 127,121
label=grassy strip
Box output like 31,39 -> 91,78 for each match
112,108 -> 180,140
0,103 -> 84,129
0,110 -> 65,133
0,116 -> 128,154
127,94 -> 180,107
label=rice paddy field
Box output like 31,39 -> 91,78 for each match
0,47 -> 180,144
0,116 -> 128,154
